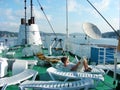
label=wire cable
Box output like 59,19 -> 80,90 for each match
86,0 -> 120,38
37,0 -> 57,38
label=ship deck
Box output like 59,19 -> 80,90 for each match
0,47 -> 119,90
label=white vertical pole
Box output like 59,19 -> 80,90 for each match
65,0 -> 69,53
103,48 -> 106,65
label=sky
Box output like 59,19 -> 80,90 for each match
0,0 -> 119,34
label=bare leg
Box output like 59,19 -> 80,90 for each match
83,59 -> 89,70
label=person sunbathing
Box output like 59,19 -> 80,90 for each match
61,56 -> 92,72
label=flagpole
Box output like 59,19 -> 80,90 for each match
66,0 -> 69,53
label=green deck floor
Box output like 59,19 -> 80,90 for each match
5,64 -> 117,90
0,47 -> 118,90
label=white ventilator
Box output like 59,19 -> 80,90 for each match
17,18 -> 42,45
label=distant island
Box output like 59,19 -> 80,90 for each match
0,30 -> 120,39
0,31 -> 18,37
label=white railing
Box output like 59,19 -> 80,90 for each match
98,47 -> 116,64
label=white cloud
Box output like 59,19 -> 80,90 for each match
68,22 -> 84,33
0,8 -> 22,21
33,7 -> 47,20
112,18 -> 119,30
4,8 -> 14,20
0,0 -> 118,34
85,0 -> 111,15
0,22 -> 19,32
83,0 -> 111,21
94,0 -> 111,11
14,10 -> 24,18
68,0 -> 78,12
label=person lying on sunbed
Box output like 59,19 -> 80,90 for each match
61,56 -> 92,72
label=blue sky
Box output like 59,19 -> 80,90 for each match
0,0 -> 119,34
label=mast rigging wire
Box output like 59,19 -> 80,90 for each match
37,0 -> 57,38
86,0 -> 120,38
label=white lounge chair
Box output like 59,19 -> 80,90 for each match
19,78 -> 94,90
47,67 -> 104,82
0,69 -> 38,90
95,64 -> 120,75
55,61 -> 105,75
47,67 -> 105,88
0,58 -> 8,77
12,60 -> 28,75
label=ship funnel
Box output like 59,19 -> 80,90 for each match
17,0 -> 42,46
21,18 -> 25,25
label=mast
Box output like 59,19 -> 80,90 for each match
30,0 -> 35,24
30,0 -> 32,24
66,0 -> 69,38
24,0 -> 27,44
30,0 -> 33,18
66,0 -> 69,52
